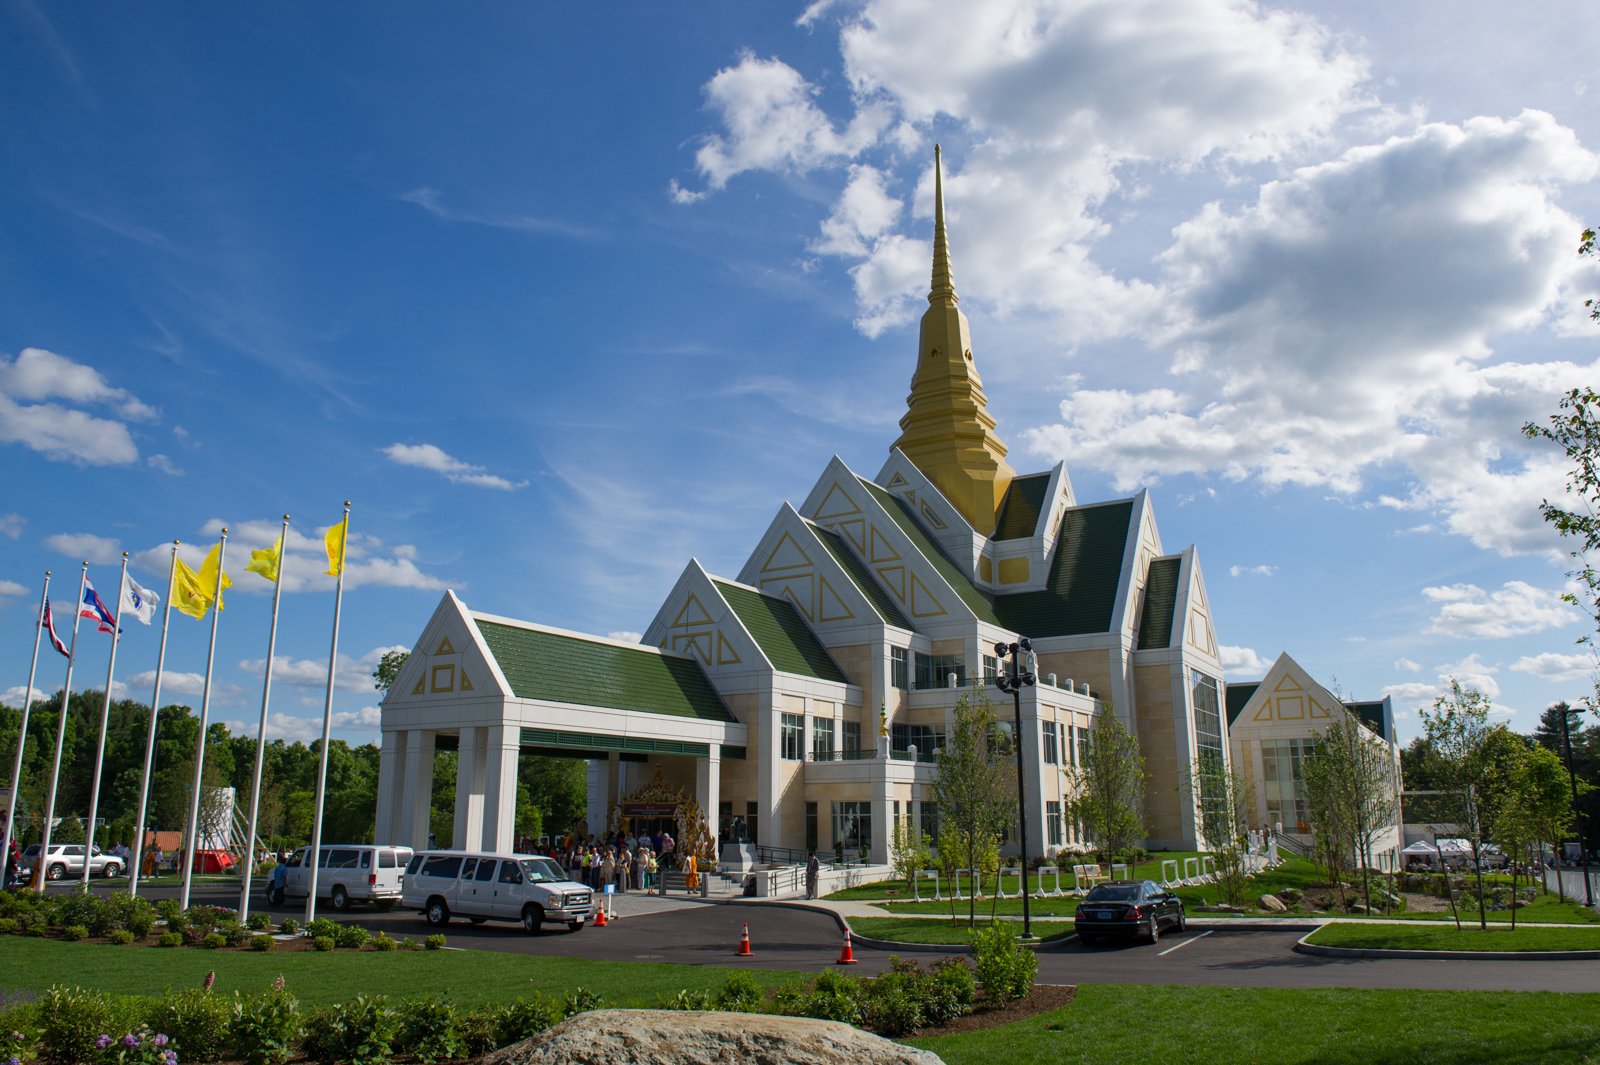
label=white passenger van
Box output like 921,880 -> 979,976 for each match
265,844 -> 414,911
401,851 -> 592,933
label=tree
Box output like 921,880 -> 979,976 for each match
1488,740 -> 1572,922
1066,706 -> 1145,866
933,689 -> 1015,927
1303,715 -> 1399,914
1418,678 -> 1502,930
372,651 -> 409,693
890,816 -> 932,888
1187,752 -> 1254,905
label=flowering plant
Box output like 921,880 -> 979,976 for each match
91,1027 -> 178,1065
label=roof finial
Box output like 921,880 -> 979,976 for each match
929,144 -> 957,306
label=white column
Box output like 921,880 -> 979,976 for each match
1018,695 -> 1046,861
606,751 -> 622,817
758,695 -> 780,850
695,744 -> 721,841
585,760 -> 604,837
481,725 -> 520,853
375,729 -> 404,843
454,727 -> 485,851
402,730 -> 436,850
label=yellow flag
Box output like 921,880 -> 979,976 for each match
198,541 -> 232,611
324,514 -> 347,577
172,558 -> 210,619
246,538 -> 281,584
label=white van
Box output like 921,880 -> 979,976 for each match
401,851 -> 592,933
265,844 -> 414,911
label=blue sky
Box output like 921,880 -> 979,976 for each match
1,1 -> 1597,745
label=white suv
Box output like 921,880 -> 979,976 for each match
401,851 -> 592,933
23,843 -> 123,880
266,844 -> 413,911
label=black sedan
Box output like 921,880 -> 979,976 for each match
1073,879 -> 1186,944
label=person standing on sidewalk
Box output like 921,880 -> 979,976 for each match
806,851 -> 820,899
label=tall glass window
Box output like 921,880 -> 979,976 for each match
890,647 -> 909,690
892,724 -> 945,752
781,713 -> 804,760
920,801 -> 939,846
812,717 -> 835,760
831,801 -> 872,858
1042,721 -> 1059,765
1046,801 -> 1063,847
982,654 -> 1000,683
1075,724 -> 1089,768
1191,670 -> 1227,821
843,721 -> 862,756
1262,738 -> 1315,831
914,654 -> 966,689
805,802 -> 818,853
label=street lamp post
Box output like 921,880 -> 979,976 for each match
1558,704 -> 1595,907
994,637 -> 1036,940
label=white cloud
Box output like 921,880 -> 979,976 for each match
125,670 -> 211,698
221,706 -> 382,744
238,644 -> 410,694
1394,658 -> 1422,673
812,164 -> 902,257
0,348 -> 153,466
0,514 -> 23,539
0,579 -> 25,598
1509,651 -> 1594,682
606,630 -> 643,644
1422,580 -> 1580,639
382,443 -> 526,491
147,453 -> 182,476
44,532 -> 122,564
1228,564 -> 1276,577
1,685 -> 48,708
1220,644 -> 1271,676
1384,654 -> 1507,713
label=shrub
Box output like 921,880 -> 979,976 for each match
231,985 -> 303,1065
926,957 -> 976,1023
157,932 -> 182,948
712,971 -> 764,1013
302,995 -> 397,1065
859,972 -> 922,1037
247,912 -> 272,931
312,935 -> 335,952
334,923 -> 370,950
36,985 -> 137,1065
970,921 -> 1036,1003
226,925 -> 255,948
560,988 -> 607,1018
0,917 -> 19,934
154,899 -> 182,922
201,932 -> 227,950
54,893 -> 109,935
395,995 -> 466,1064
251,934 -> 274,952
399,937 -> 423,951
148,986 -> 232,1064
660,988 -> 714,1011
305,918 -> 339,940
769,978 -> 812,1017
277,918 -> 299,936
163,914 -> 190,938
372,932 -> 397,952
801,969 -> 860,1025
459,1008 -> 497,1057
60,925 -> 89,942
103,893 -> 156,939
493,995 -> 560,1045
423,934 -> 446,951
107,929 -> 136,946
182,905 -> 228,944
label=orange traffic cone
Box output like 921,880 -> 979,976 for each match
736,922 -> 754,957
594,905 -> 608,927
836,929 -> 857,965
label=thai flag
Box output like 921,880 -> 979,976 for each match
80,578 -> 119,635
42,601 -> 70,658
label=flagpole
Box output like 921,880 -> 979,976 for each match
180,531 -> 228,911
36,562 -> 89,889
81,554 -> 130,892
305,503 -> 349,927
239,516 -> 289,923
129,543 -> 179,898
1,572 -> 50,887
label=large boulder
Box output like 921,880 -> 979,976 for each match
1258,893 -> 1289,913
478,1009 -> 945,1065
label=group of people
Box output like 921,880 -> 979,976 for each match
559,830 -> 680,894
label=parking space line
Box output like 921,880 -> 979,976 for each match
1157,930 -> 1213,956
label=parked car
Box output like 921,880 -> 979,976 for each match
401,850 -> 592,933
1074,879 -> 1186,944
265,844 -> 414,911
22,843 -> 124,881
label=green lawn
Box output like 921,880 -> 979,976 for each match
911,984 -> 1600,1065
0,937 -> 795,1009
1304,922 -> 1600,953
824,851 -> 1204,901
849,916 -> 1077,945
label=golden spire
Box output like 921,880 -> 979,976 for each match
891,146 -> 1015,535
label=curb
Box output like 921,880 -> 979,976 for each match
1292,929 -> 1600,961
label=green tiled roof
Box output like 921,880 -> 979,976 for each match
994,474 -> 1051,541
859,478 -> 1003,626
475,620 -> 735,722
812,525 -> 913,630
1344,700 -> 1389,740
993,500 -> 1135,637
1225,682 -> 1260,726
712,580 -> 849,684
1136,556 -> 1182,650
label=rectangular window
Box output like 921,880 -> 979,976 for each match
746,801 -> 760,847
914,653 -> 966,690
1075,724 -> 1089,768
831,801 -> 872,858
1262,738 -> 1315,831
1047,801 -> 1063,847
982,654 -> 1000,683
781,713 -> 804,760
1042,721 -> 1059,765
890,646 -> 909,690
805,802 -> 818,853
891,723 -> 945,753
920,801 -> 940,845
812,717 -> 836,760
1191,670 -> 1228,824
843,721 -> 862,756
